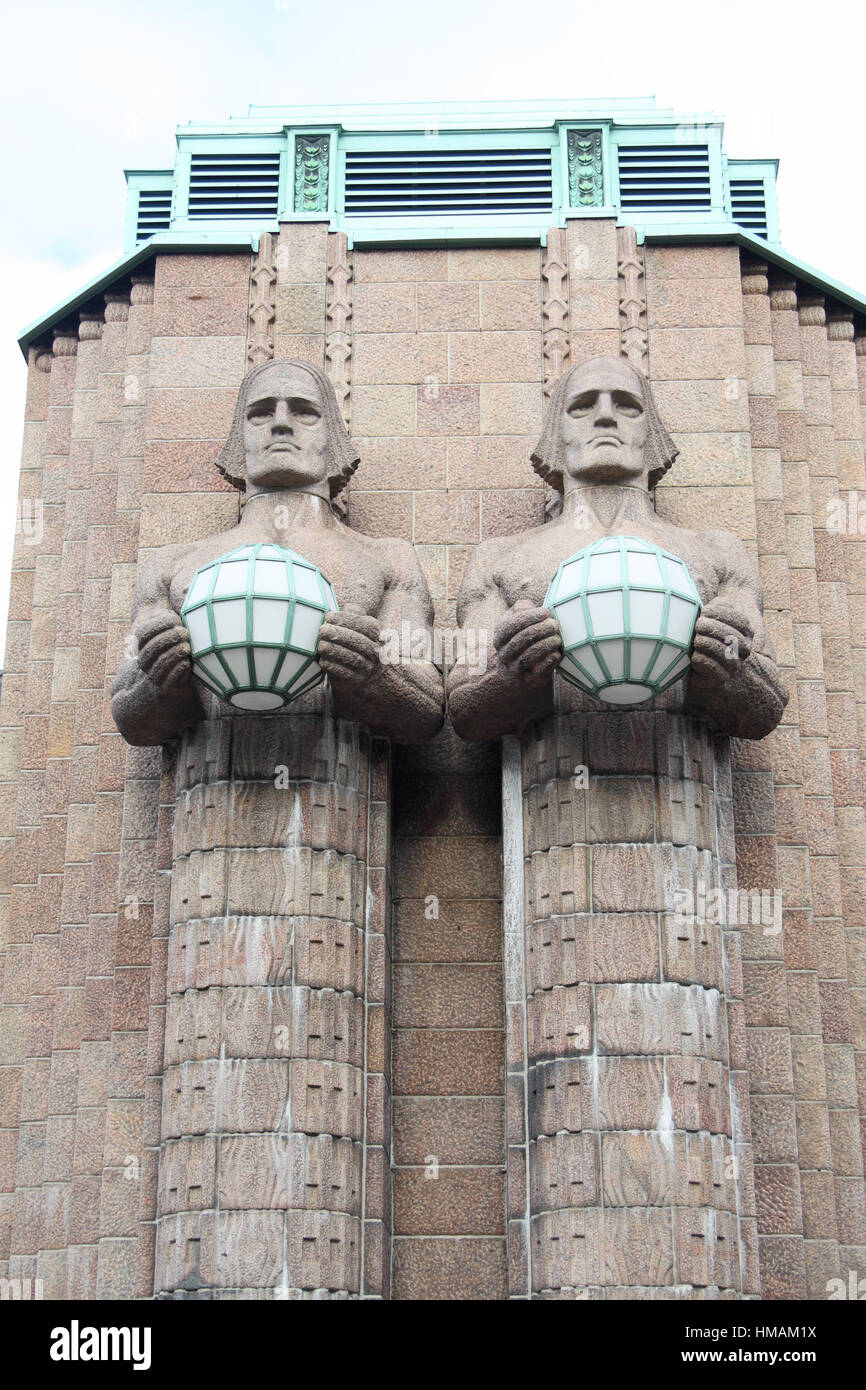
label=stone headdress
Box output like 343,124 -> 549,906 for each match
530,356 -> 678,493
214,359 -> 360,498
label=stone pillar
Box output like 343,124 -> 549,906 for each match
153,701 -> 383,1298
516,705 -> 757,1297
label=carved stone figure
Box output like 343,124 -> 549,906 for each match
111,359 -> 444,745
448,355 -> 788,740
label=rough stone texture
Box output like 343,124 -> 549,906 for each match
513,712 -> 755,1296
390,729 -> 504,1296
2,227 -> 866,1303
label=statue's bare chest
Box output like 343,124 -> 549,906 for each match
166,531 -> 387,617
496,522 -> 722,608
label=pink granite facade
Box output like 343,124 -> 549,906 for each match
1,221 -> 865,1298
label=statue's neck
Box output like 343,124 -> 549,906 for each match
562,483 -> 657,532
237,488 -> 341,540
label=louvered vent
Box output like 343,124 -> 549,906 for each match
187,153 -> 281,220
729,178 -> 768,238
343,148 -> 554,216
136,189 -> 172,241
617,145 -> 712,211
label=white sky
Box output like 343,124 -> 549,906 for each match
2,0 -> 865,660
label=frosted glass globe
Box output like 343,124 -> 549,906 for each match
544,535 -> 702,706
180,543 -> 337,711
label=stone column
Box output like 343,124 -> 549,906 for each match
516,703 -> 757,1298
153,700 -> 382,1298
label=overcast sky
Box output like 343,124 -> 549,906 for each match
1,0 -> 864,659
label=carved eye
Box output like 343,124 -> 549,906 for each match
292,402 -> 322,425
567,393 -> 595,415
613,392 -> 643,418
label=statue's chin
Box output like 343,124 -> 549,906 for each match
246,463 -> 328,492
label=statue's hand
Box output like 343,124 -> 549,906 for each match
493,599 -> 562,689
318,604 -> 382,691
134,610 -> 193,691
690,598 -> 754,687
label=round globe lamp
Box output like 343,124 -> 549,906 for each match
180,543 -> 337,711
544,535 -> 702,706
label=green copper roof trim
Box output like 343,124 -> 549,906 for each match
16,230 -> 272,358
18,222 -> 866,361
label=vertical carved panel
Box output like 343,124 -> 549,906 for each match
326,232 -> 353,523
617,225 -> 648,370
542,227 -> 569,399
566,130 -> 604,208
247,231 -> 277,367
326,232 -> 353,428
542,228 -> 569,521
294,135 -> 330,214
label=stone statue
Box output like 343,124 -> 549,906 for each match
111,359 -> 445,745
448,355 -> 788,741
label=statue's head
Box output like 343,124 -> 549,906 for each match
215,360 -> 359,502
531,356 -> 678,494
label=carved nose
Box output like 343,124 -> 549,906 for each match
593,393 -> 617,426
271,401 -> 292,432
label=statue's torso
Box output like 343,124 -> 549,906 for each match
163,522 -> 389,618
493,515 -> 725,609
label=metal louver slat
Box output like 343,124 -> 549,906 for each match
617,145 -> 712,211
187,153 -> 281,221
343,147 -> 554,216
729,178 -> 768,237
136,191 -> 172,240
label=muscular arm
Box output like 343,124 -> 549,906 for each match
684,531 -> 788,740
110,546 -> 205,747
447,543 -> 558,742
320,540 -> 444,743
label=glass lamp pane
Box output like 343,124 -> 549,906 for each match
599,682 -> 652,705
252,598 -> 289,644
555,596 -> 587,646
194,670 -> 223,694
597,640 -> 625,679
587,589 -> 624,637
254,559 -> 290,595
185,606 -> 212,655
647,642 -> 681,683
221,648 -> 251,686
665,594 -> 698,644
253,648 -> 280,685
628,638 -> 659,680
663,557 -> 691,594
627,551 -> 661,586
290,603 -> 324,653
572,645 -> 606,683
231,689 -> 285,711
212,560 -> 249,597
292,664 -> 324,695
322,581 -> 337,610
275,650 -> 308,688
293,565 -> 323,604
213,598 -> 247,645
587,552 -> 621,588
556,560 -> 583,599
629,589 -> 665,635
186,568 -> 213,606
197,652 -> 228,685
560,657 -> 593,688
657,653 -> 691,687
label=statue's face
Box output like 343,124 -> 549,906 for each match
560,358 -> 649,487
243,364 -> 330,494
